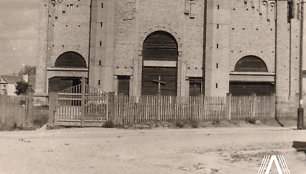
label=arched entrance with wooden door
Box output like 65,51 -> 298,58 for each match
141,31 -> 178,96
48,51 -> 88,93
230,55 -> 274,96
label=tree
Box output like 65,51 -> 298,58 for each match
15,81 -> 30,95
18,65 -> 36,76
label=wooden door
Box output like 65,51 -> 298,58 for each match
142,31 -> 178,96
229,82 -> 274,96
142,67 -> 177,96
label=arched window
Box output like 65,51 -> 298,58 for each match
143,31 -> 178,61
234,56 -> 268,72
55,51 -> 87,68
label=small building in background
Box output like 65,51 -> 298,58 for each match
0,75 -> 22,96
0,75 -> 35,96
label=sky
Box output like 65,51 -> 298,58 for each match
0,0 -> 39,75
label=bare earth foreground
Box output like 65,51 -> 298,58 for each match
0,126 -> 305,174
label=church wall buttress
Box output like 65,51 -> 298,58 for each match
35,0 -> 49,96
290,18 -> 300,96
89,0 -> 104,89
276,1 -> 290,96
100,0 -> 116,92
205,0 -> 231,96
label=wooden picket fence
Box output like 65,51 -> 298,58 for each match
0,93 -> 34,130
112,95 -> 292,125
113,95 -> 226,125
49,91 -> 300,126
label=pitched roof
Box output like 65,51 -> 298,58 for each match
1,75 -> 22,84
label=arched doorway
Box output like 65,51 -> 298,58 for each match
230,56 -> 274,96
48,52 -> 87,92
142,31 -> 178,96
49,77 -> 84,93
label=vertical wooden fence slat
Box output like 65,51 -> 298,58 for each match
80,78 -> 86,127
252,94 -> 256,118
227,94 -> 232,120
26,92 -> 34,127
108,92 -> 116,124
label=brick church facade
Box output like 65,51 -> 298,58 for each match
35,0 -> 302,100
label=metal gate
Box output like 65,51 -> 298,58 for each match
49,83 -> 109,127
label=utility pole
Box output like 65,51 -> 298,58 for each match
298,0 -> 304,130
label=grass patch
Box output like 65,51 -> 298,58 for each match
31,105 -> 49,129
175,121 -> 184,128
104,121 -> 115,128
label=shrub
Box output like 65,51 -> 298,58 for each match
104,121 -> 114,128
212,120 -> 220,125
191,120 -> 199,128
32,106 -> 49,128
246,118 -> 256,124
175,121 -> 184,128
15,81 -> 30,95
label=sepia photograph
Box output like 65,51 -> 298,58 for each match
0,0 -> 306,173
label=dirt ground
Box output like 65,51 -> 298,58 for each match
0,126 -> 305,174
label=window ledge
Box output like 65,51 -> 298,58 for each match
230,72 -> 275,76
47,67 -> 89,72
